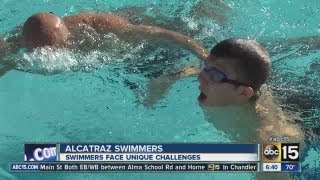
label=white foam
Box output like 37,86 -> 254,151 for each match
14,44 -> 143,75
181,16 -> 198,30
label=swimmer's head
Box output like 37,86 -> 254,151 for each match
22,12 -> 70,50
198,38 -> 270,106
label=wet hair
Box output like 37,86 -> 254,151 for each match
210,38 -> 270,101
22,12 -> 70,50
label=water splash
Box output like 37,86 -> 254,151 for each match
15,47 -> 111,75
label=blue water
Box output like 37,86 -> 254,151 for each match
1,0 -> 320,179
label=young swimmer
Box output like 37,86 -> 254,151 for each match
0,12 -> 208,76
142,39 -> 304,179
197,39 -> 303,142
143,38 -> 304,142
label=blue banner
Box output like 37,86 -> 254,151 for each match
59,143 -> 258,153
25,144 -> 57,162
281,162 -> 300,172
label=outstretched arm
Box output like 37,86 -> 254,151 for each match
64,13 -> 209,60
121,19 -> 207,106
125,24 -> 209,60
64,12 -> 208,106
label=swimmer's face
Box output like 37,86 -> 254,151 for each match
22,12 -> 71,50
197,56 -> 254,106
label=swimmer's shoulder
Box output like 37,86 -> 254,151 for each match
63,12 -> 96,27
63,12 -> 130,32
255,89 -> 305,145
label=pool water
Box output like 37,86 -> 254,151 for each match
0,0 -> 320,179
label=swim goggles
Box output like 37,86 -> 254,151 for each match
201,60 -> 251,87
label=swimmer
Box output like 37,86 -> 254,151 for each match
197,39 -> 303,142
0,12 -> 209,76
143,38 -> 304,143
142,39 -> 304,179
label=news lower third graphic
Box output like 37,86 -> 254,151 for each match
9,143 -> 301,173
58,143 -> 259,162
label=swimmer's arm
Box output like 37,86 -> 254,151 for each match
126,24 -> 209,60
269,35 -> 320,47
137,66 -> 200,107
266,35 -> 320,57
64,13 -> 209,59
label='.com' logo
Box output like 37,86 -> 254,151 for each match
262,144 -> 281,162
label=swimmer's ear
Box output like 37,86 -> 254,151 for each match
236,86 -> 254,99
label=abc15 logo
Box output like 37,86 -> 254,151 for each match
262,143 -> 300,162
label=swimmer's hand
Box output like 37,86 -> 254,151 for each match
170,66 -> 200,78
135,66 -> 200,107
179,66 -> 200,77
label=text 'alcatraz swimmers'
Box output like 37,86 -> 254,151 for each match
63,145 -> 164,153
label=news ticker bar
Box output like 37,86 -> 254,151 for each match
10,163 -> 259,172
10,162 -> 301,173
